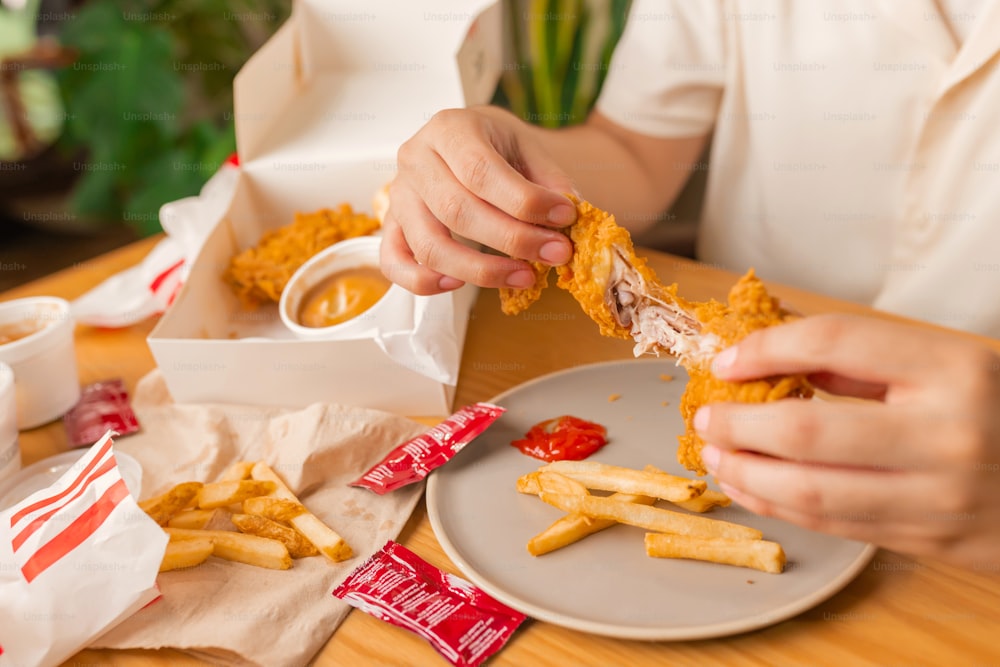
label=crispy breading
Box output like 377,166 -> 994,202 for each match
678,270 -> 813,474
499,260 -> 552,315
553,198 -> 642,339
499,198 -> 685,336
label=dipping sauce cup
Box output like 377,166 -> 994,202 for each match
0,363 -> 19,483
279,236 -> 407,339
0,297 -> 81,429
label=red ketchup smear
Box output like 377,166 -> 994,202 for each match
511,415 -> 608,461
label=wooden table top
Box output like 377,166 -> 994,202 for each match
5,237 -> 998,666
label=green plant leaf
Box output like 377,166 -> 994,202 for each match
58,2 -> 123,55
123,146 -> 207,235
598,0 -> 632,94
506,0 -> 536,121
69,164 -> 123,218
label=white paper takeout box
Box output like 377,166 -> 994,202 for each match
148,0 -> 502,416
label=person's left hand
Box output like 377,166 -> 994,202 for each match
693,314 -> 1000,568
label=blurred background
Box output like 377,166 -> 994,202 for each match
0,0 -> 289,291
0,0 -> 699,293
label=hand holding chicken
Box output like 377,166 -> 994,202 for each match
695,315 -> 1000,567
501,198 -> 813,475
503,198 -> 1000,567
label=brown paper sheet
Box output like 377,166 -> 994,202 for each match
90,371 -> 428,666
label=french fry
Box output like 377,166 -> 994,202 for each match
671,490 -> 732,513
151,460 -> 351,572
166,509 -> 217,530
537,492 -> 762,541
539,461 -> 706,502
516,471 -> 590,496
242,496 -> 308,523
251,462 -> 353,562
527,491 -> 657,556
165,527 -> 292,570
642,465 -> 730,512
160,538 -> 214,572
196,480 -> 276,509
645,533 -> 786,574
518,461 -> 783,573
218,461 -> 255,482
139,482 -> 203,525
231,513 -> 319,558
203,508 -> 237,531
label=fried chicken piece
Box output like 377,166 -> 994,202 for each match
499,198 -> 707,358
502,197 -> 812,475
677,272 -> 813,474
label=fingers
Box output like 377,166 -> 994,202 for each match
416,152 -> 572,265
716,481 -> 943,550
807,372 -> 887,401
712,456 -> 978,554
386,108 -> 578,288
380,217 -> 459,295
706,448 -> 939,526
431,109 -> 578,229
383,184 -> 537,291
695,400 -> 930,468
514,133 -> 581,201
711,314 -> 953,388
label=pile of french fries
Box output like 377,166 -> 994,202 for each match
518,461 -> 786,574
139,461 -> 353,572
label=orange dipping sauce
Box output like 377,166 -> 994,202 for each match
298,266 -> 391,328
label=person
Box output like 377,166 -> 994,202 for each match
379,1 -> 1000,568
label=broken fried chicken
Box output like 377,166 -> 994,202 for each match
501,197 -> 813,475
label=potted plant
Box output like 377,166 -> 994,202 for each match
0,0 -> 288,235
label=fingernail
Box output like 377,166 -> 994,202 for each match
547,203 -> 576,226
712,346 -> 738,374
701,444 -> 721,474
538,239 -> 571,265
693,406 -> 710,435
506,269 -> 535,289
437,276 -> 464,291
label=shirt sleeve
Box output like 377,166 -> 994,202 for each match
595,0 -> 726,138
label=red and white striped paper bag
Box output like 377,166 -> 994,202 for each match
0,432 -> 166,667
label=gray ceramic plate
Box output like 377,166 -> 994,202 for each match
427,359 -> 876,640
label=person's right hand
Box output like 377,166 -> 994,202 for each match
380,106 -> 579,295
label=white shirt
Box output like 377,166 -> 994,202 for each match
939,0 -> 983,41
596,0 -> 1000,336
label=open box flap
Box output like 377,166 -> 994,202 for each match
235,0 -> 502,166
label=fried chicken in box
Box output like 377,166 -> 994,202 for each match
224,205 -> 380,308
501,197 -> 813,475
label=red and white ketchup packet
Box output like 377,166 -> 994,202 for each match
350,403 -> 505,494
332,540 -> 527,667
63,379 -> 141,449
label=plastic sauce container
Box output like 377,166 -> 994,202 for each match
0,363 -> 19,484
0,297 -> 81,429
